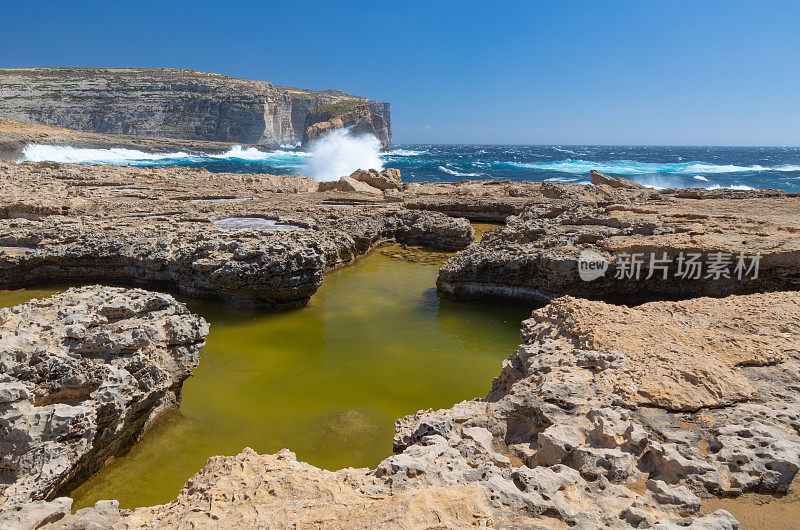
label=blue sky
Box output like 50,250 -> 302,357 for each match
2,1 -> 798,145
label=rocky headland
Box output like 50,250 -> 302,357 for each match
0,68 -> 391,148
0,147 -> 798,528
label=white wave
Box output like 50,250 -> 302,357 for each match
706,184 -> 754,190
300,128 -> 384,182
504,159 -> 800,175
22,144 -> 198,164
544,176 -> 579,182
437,165 -> 484,177
552,147 -> 578,155
693,175 -> 709,182
210,145 -> 310,163
384,148 -> 425,156
21,143 -> 309,168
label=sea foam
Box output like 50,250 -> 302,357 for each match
437,165 -> 484,177
22,144 -> 197,164
21,144 -> 309,167
21,132 -> 386,182
504,159 -> 800,175
300,129 -> 383,181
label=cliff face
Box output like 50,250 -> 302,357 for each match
0,68 -> 391,147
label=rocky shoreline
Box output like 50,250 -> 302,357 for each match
0,160 -> 472,308
0,287 -> 208,508
437,171 -> 800,305
0,149 -> 798,528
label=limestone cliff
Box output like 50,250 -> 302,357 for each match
0,68 -> 391,147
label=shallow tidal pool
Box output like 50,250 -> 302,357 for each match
1,241 -> 531,510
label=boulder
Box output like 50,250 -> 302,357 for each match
317,175 -> 382,195
350,168 -> 401,190
316,176 -> 381,194
590,169 -> 647,189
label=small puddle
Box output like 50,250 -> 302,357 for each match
472,222 -> 503,241
192,197 -> 252,203
701,475 -> 800,529
213,217 -> 305,232
0,244 -> 531,510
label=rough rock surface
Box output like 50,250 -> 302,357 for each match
386,292 -> 800,526
590,169 -> 647,189
0,286 -> 209,506
47,292 -> 796,528
352,168 -> 402,190
438,180 -> 800,303
318,168 -> 402,193
0,161 -> 473,308
0,141 -> 796,527
0,68 -> 391,147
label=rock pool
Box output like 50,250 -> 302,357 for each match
0,240 -> 530,510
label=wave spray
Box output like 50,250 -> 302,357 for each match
300,129 -> 384,182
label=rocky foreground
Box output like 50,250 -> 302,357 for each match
0,287 -> 208,509
0,159 -> 798,528
438,171 -> 800,304
19,291 -> 800,528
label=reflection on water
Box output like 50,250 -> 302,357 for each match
0,244 -> 531,510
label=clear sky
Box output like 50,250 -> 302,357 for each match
2,1 -> 798,145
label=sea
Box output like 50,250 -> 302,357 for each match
21,136 -> 800,192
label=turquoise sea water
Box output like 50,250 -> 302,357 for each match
23,143 -> 800,191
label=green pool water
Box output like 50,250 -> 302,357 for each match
1,242 -> 531,510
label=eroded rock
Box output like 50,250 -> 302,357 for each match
0,286 -> 208,504
47,293 -> 796,528
438,190 -> 800,303
0,161 -> 473,308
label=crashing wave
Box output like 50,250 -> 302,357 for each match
300,129 -> 384,181
437,165 -> 484,177
504,159 -> 800,175
22,144 -> 309,168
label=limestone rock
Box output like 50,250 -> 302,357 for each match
0,286 -> 209,504
0,161 -> 473,308
54,449 -> 494,528
0,68 -> 390,147
318,175 -> 382,195
590,169 -> 647,189
0,497 -> 72,529
438,189 -> 800,303
351,168 -> 402,190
